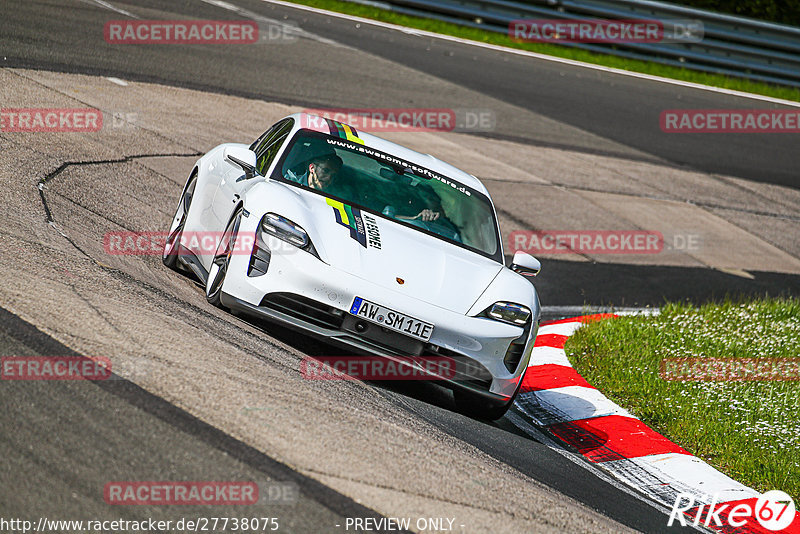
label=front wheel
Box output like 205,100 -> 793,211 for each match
206,207 -> 242,308
163,172 -> 197,270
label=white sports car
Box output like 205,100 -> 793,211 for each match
163,113 -> 542,419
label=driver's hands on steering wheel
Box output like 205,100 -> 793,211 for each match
412,209 -> 440,221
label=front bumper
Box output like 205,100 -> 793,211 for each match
220,227 -> 537,399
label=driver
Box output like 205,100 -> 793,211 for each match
286,153 -> 344,191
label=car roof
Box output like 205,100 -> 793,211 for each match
284,112 -> 490,196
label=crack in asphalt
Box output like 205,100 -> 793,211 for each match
37,154 -> 202,223
33,153 -> 313,375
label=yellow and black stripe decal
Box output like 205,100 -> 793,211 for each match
325,118 -> 364,145
326,198 -> 368,247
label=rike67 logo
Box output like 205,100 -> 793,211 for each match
668,490 -> 797,531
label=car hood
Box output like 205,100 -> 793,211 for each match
303,193 -> 503,315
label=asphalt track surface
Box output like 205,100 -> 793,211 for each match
1,0 -> 799,533
3,0 -> 800,188
0,307 -> 386,532
4,0 -> 800,307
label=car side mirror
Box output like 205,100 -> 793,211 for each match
224,146 -> 261,179
510,251 -> 541,277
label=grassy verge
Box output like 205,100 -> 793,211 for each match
284,0 -> 800,103
564,298 -> 800,500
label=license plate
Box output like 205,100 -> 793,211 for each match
349,297 -> 434,342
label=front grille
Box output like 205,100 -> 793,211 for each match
504,318 -> 533,372
256,293 -> 494,391
503,341 -> 526,373
247,239 -> 271,277
259,293 -> 344,330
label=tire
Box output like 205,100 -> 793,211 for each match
452,388 -> 515,421
163,172 -> 197,270
205,207 -> 242,308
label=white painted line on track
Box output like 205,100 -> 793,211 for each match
79,0 -> 139,18
202,0 -> 344,47
261,0 -> 800,108
106,77 -> 129,86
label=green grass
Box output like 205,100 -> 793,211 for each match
285,0 -> 800,103
564,298 -> 800,500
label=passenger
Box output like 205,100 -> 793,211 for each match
397,208 -> 440,222
432,184 -> 496,253
395,183 -> 446,222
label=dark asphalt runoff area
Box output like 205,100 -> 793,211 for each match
0,306 -> 397,533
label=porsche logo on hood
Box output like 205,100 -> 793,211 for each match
396,277 -> 404,285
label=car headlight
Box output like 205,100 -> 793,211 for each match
484,302 -> 531,326
261,213 -> 309,248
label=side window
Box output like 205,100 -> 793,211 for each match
250,120 -> 283,152
254,119 -> 293,175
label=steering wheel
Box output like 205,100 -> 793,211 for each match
382,205 -> 461,241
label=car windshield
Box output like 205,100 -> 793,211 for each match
272,129 -> 502,261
